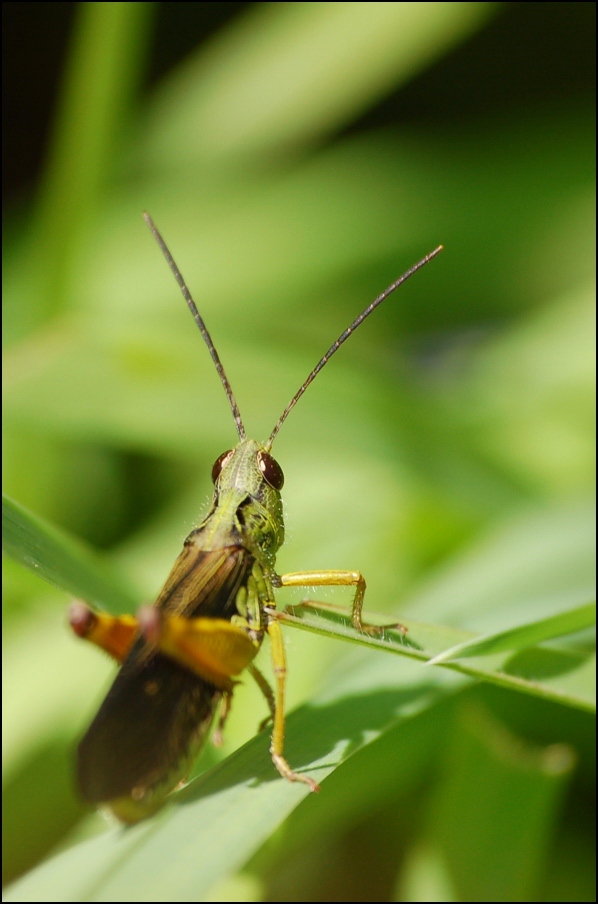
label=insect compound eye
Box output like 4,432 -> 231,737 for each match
211,450 -> 234,483
257,451 -> 284,490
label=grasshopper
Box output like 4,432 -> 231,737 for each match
70,213 -> 442,823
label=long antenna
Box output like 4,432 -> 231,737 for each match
267,245 -> 443,449
143,213 -> 246,441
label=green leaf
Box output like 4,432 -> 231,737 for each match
404,500 -> 595,632
410,703 -> 576,902
426,602 -> 596,665
2,494 -> 137,615
277,604 -> 595,712
20,2 -> 154,334
145,1 -> 495,166
4,656 -> 468,902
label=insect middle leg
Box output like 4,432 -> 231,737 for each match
213,659 -> 275,746
277,571 -> 407,635
248,662 -> 276,732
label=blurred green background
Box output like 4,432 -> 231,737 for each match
2,2 -> 595,900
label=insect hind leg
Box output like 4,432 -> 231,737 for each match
69,602 -> 138,662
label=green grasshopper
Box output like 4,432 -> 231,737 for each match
70,213 -> 442,823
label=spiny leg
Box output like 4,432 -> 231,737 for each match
276,571 -> 407,635
266,617 -> 320,793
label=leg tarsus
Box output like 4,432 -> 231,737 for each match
285,596 -> 408,636
359,619 -> 408,636
271,751 -> 320,793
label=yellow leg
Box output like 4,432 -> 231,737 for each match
277,571 -> 407,635
137,607 -> 260,690
266,617 -> 319,792
69,602 -> 138,662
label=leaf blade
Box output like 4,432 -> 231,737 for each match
276,605 -> 596,712
2,494 -> 137,615
426,602 -> 596,665
4,657 -> 467,902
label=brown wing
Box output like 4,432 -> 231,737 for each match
77,544 -> 255,807
77,645 -> 219,806
156,544 -> 255,620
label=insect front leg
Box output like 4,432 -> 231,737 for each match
265,617 -> 320,793
276,570 -> 407,635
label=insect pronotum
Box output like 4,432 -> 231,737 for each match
70,214 -> 442,823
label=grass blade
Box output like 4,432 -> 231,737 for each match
4,654 -> 466,902
426,602 -> 596,665
2,494 -> 137,614
278,604 -> 596,712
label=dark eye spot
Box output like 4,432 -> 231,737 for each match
212,450 -> 233,483
257,451 -> 284,490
